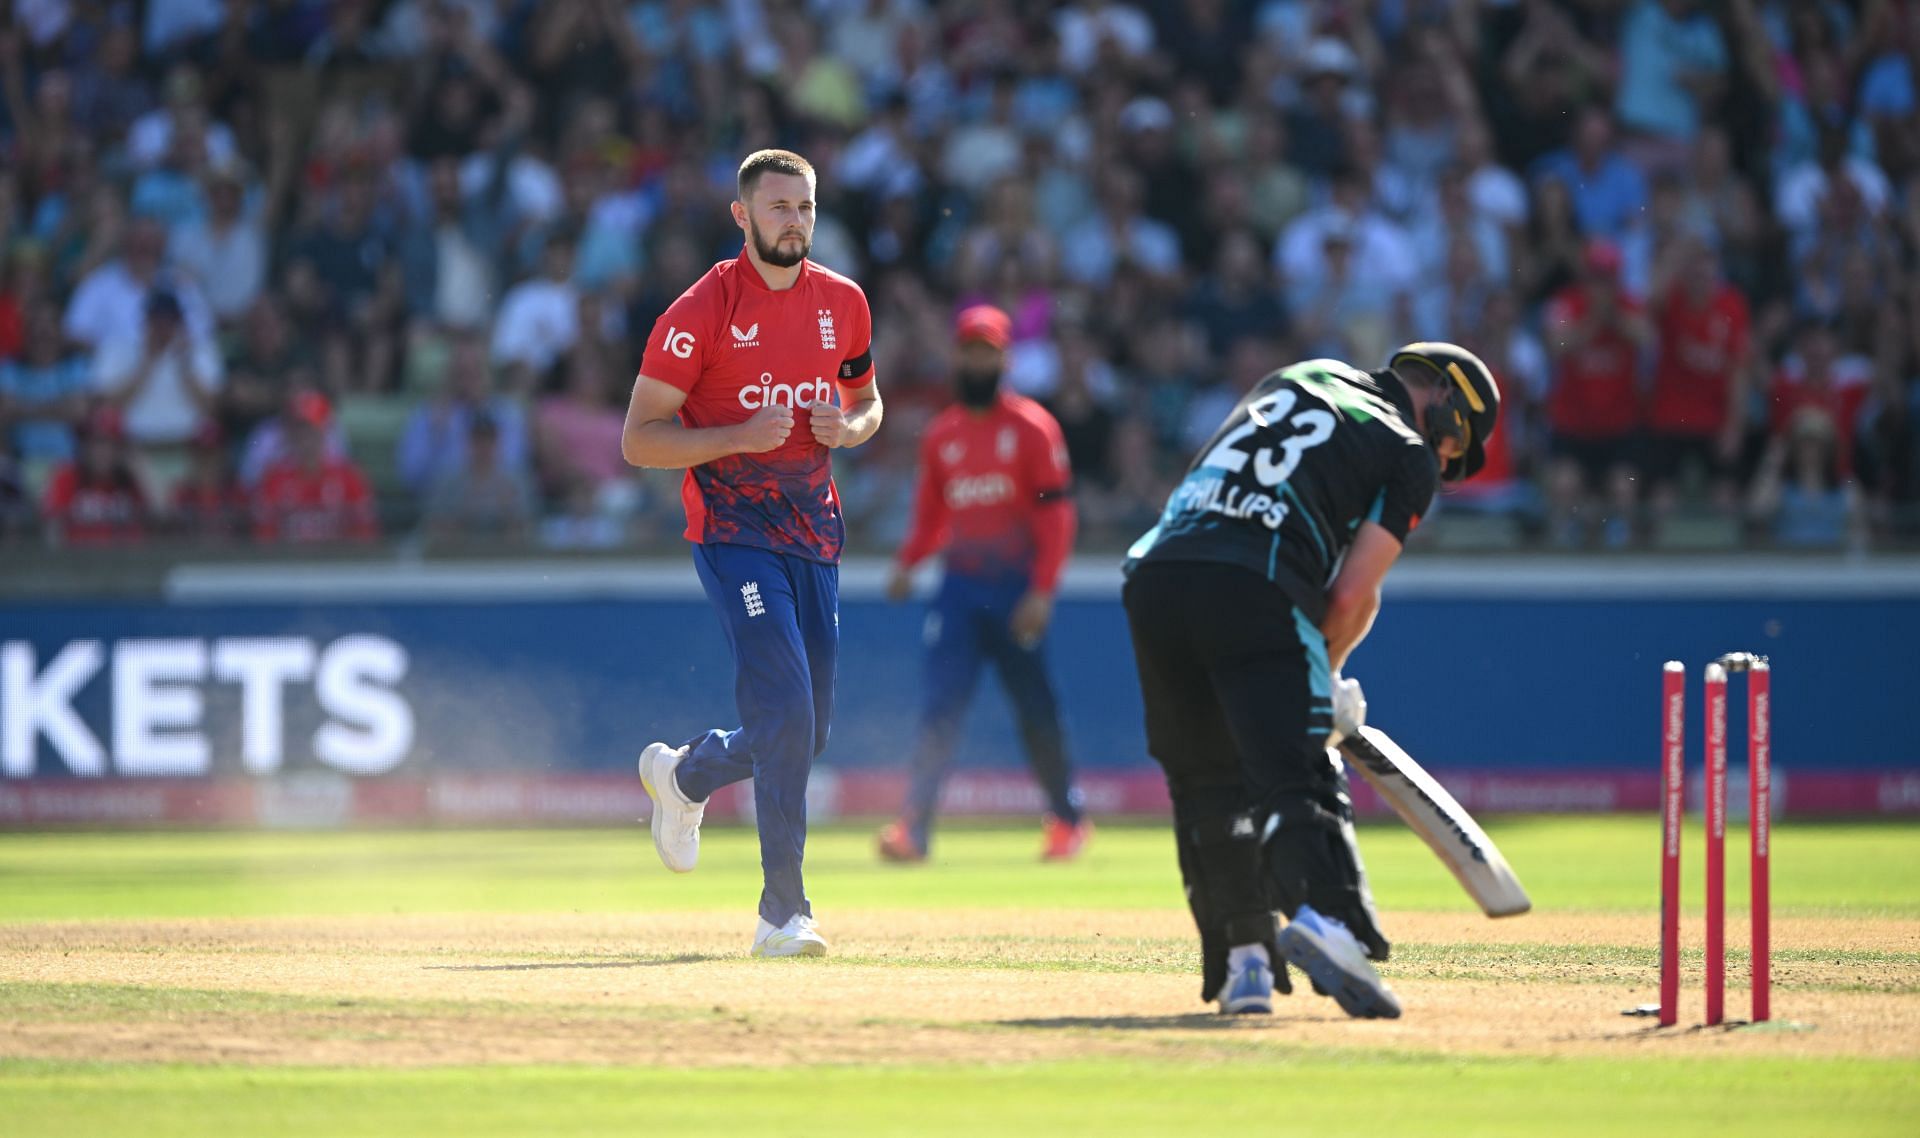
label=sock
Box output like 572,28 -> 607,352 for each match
1227,943 -> 1271,972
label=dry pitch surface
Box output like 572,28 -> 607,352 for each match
4,908 -> 1915,1069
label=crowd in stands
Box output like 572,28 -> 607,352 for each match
3,0 -> 1919,555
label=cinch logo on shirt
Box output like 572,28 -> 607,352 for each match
741,581 -> 766,618
945,473 -> 1014,509
737,372 -> 834,410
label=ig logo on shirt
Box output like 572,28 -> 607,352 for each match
665,327 -> 696,359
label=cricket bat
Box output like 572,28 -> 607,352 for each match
1338,725 -> 1532,918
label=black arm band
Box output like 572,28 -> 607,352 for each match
1035,487 -> 1072,503
837,350 -> 874,380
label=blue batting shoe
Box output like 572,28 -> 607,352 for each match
1277,905 -> 1402,1020
1218,951 -> 1275,1015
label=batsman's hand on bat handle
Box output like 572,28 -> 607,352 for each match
1328,671 -> 1367,749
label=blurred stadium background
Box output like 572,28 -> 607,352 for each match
2,0 -> 1916,828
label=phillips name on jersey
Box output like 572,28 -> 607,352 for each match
1127,359 -> 1438,622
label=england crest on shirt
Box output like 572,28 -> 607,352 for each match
817,309 -> 837,351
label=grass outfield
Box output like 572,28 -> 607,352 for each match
2,817 -> 1917,1135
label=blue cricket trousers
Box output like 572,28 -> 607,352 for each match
901,571 -> 1081,850
674,542 -> 838,927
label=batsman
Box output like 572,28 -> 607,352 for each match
1122,343 -> 1500,1018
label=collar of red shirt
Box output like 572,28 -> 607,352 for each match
734,245 -> 811,292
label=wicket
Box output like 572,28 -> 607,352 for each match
1658,653 -> 1772,1028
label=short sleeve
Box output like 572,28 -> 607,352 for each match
837,286 -> 874,386
639,287 -> 711,392
1025,412 -> 1072,495
1371,442 -> 1439,543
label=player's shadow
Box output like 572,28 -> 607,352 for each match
1000,1013 -> 1282,1031
427,954 -> 718,972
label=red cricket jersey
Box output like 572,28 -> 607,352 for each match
1769,355 -> 1873,479
895,393 -> 1076,593
1545,286 -> 1644,439
172,479 -> 251,539
252,458 -> 378,543
42,465 -> 149,545
640,248 -> 875,563
1651,286 -> 1749,436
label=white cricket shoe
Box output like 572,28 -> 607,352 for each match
638,742 -> 704,873
752,913 -> 828,958
1277,905 -> 1402,1019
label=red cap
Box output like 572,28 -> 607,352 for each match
290,391 -> 333,429
954,304 -> 1012,350
1583,239 -> 1623,277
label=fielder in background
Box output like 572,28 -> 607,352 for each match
877,304 -> 1089,864
1122,343 -> 1500,1018
622,149 -> 883,959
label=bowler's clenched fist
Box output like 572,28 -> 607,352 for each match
809,401 -> 852,448
736,404 -> 794,453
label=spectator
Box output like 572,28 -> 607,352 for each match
0,241 -> 36,361
1646,238 -> 1753,520
1241,112 -> 1310,242
940,70 -> 1024,195
423,413 -> 536,541
1457,117 -> 1529,231
1543,241 -> 1652,548
221,297 -> 311,448
534,347 -> 627,505
1286,38 -> 1363,179
0,431 -> 31,543
490,235 -> 580,385
127,65 -> 237,173
1778,127 -> 1892,240
168,421 -> 247,542
1518,175 -> 1585,307
252,392 -> 377,544
42,408 -> 150,547
168,160 -> 266,324
1859,377 -> 1920,539
0,299 -> 90,473
1183,230 -> 1288,365
92,289 -> 222,452
1621,173 -> 1702,299
130,106 -> 213,229
398,335 -> 529,495
1532,106 -> 1650,241
1451,288 -> 1550,519
1043,325 -> 1122,521
1,0 -> 1910,555
66,22 -> 154,143
1277,164 -> 1417,302
238,376 -> 350,489
1289,222 -> 1405,364
1747,405 -> 1862,548
143,0 -> 226,59
283,171 -> 402,393
1768,319 -> 1874,482
1615,0 -> 1729,155
63,218 -> 214,351
1055,1 -> 1156,77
